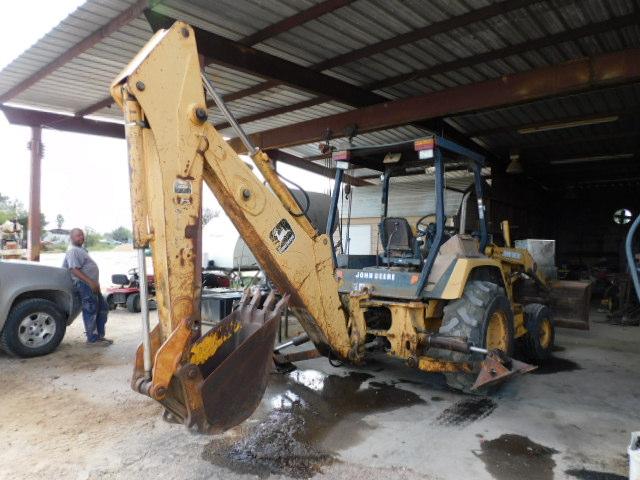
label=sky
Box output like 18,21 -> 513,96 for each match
0,1 -> 330,234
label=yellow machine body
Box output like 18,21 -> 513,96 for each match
111,22 -> 589,432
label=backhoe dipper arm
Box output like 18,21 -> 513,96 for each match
110,22 -> 351,431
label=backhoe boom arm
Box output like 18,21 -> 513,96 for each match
110,21 -> 351,432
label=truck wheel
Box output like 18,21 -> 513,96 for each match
437,280 -> 514,394
0,299 -> 67,357
105,294 -> 117,310
520,303 -> 554,362
126,293 -> 141,313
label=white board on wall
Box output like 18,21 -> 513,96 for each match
342,224 -> 372,255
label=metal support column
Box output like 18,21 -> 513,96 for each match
27,126 -> 42,261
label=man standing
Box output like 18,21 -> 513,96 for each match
63,228 -> 112,346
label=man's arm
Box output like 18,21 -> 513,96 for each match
70,268 -> 100,294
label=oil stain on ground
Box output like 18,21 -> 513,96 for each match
475,434 -> 558,480
202,370 -> 425,478
565,468 -> 627,480
435,397 -> 496,426
533,356 -> 582,375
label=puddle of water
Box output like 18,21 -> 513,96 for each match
431,396 -> 445,402
435,397 -> 496,427
533,356 -> 582,375
565,468 -> 627,480
202,369 -> 425,478
475,434 -> 558,480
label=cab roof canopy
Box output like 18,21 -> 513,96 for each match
333,136 -> 484,174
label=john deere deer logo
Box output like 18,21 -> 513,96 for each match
270,219 -> 295,253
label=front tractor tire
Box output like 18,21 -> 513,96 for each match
0,299 -> 67,357
437,280 -> 514,394
520,303 -> 554,362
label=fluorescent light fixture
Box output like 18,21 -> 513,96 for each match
518,115 -> 619,135
223,135 -> 231,141
550,153 -> 634,165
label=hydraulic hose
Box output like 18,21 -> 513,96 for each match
625,215 -> 640,302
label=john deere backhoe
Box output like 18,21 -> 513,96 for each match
111,21 -> 590,433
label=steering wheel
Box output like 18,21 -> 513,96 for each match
416,213 -> 435,236
416,213 -> 458,239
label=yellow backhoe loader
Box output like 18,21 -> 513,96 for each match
110,21 -> 591,433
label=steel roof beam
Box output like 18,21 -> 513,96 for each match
213,0 -> 536,103
367,13 -> 639,91
227,48 -> 640,153
239,0 -> 355,46
267,149 -> 371,186
1,106 -> 124,138
143,13 -> 477,153
313,0 -> 534,71
211,13 -> 633,138
0,105 -> 372,183
76,1 -> 355,116
145,11 -> 382,107
0,0 -> 150,104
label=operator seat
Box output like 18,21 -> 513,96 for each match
379,217 -> 421,267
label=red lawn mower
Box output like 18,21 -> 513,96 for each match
104,268 -> 156,313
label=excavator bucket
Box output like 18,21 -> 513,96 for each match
190,290 -> 288,432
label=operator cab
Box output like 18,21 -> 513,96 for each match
326,136 -> 488,300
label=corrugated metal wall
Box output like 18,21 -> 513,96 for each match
347,175 -> 472,218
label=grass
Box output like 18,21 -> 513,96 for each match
87,243 -> 118,252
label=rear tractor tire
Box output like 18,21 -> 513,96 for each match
126,293 -> 141,313
105,294 -> 117,311
520,303 -> 554,362
437,280 -> 514,394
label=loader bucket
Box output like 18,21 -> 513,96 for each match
190,290 -> 288,433
515,279 -> 592,330
548,280 -> 592,330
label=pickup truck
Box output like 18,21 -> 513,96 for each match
0,261 -> 81,357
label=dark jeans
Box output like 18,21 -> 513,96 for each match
75,280 -> 109,342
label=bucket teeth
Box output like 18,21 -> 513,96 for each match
191,289 -> 289,432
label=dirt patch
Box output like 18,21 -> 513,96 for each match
435,397 -> 497,426
475,434 -> 559,480
202,369 -> 425,478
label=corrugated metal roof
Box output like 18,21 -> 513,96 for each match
0,0 -> 638,186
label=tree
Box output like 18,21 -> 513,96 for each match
84,227 -> 102,247
56,214 -> 64,229
16,212 -> 48,239
111,226 -> 132,243
0,193 -> 24,224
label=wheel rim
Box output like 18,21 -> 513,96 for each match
18,312 -> 56,348
486,310 -> 509,352
539,318 -> 552,349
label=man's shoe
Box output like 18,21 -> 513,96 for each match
86,340 -> 108,347
98,337 -> 114,345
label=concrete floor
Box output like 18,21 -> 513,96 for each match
0,309 -> 637,479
